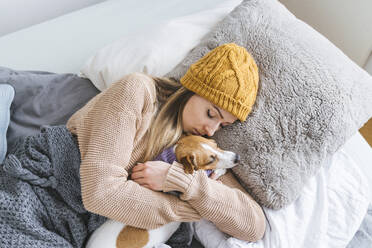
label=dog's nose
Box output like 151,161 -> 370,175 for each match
234,154 -> 240,164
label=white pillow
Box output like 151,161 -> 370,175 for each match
0,84 -> 15,163
79,0 -> 242,91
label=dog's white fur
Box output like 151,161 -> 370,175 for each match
200,142 -> 237,178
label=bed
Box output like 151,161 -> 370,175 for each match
0,0 -> 372,247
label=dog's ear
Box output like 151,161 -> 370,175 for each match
180,155 -> 197,174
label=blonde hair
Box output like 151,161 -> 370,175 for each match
141,77 -> 194,162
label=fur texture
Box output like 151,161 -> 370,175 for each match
166,0 -> 372,209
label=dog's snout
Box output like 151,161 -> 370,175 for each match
234,154 -> 240,164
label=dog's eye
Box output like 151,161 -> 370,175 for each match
207,155 -> 216,164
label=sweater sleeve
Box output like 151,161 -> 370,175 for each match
69,74 -> 201,229
163,162 -> 266,242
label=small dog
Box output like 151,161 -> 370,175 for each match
174,134 -> 240,179
86,135 -> 240,248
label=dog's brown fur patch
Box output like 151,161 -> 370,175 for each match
116,226 -> 149,248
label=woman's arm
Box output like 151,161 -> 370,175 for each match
68,73 -> 201,229
163,162 -> 266,242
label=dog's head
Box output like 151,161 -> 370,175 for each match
174,135 -> 240,174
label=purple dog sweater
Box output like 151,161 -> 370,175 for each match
154,146 -> 213,177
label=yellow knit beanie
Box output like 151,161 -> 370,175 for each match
180,43 -> 259,122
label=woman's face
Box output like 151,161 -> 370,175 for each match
182,94 -> 237,137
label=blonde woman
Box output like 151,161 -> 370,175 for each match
67,43 -> 266,241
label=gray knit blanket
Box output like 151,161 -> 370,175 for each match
0,125 -> 106,247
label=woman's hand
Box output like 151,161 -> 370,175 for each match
131,161 -> 171,191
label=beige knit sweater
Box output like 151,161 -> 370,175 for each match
67,73 -> 266,241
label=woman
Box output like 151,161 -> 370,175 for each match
67,43 -> 266,241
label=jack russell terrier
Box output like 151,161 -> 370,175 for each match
86,134 -> 240,248
173,134 -> 240,179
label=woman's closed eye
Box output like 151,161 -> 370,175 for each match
207,109 -> 214,118
208,109 -> 226,129
206,155 -> 216,164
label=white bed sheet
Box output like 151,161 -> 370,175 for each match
194,133 -> 371,248
342,132 -> 372,202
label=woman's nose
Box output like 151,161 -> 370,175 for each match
205,122 -> 220,137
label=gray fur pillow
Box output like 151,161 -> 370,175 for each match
166,0 -> 372,209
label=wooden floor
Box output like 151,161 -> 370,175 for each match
359,118 -> 372,147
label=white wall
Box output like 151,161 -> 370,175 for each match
279,0 -> 372,67
0,0 -> 106,37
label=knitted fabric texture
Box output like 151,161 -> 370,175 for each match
180,43 -> 259,121
154,146 -> 177,164
0,125 -> 106,247
67,73 -> 265,241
